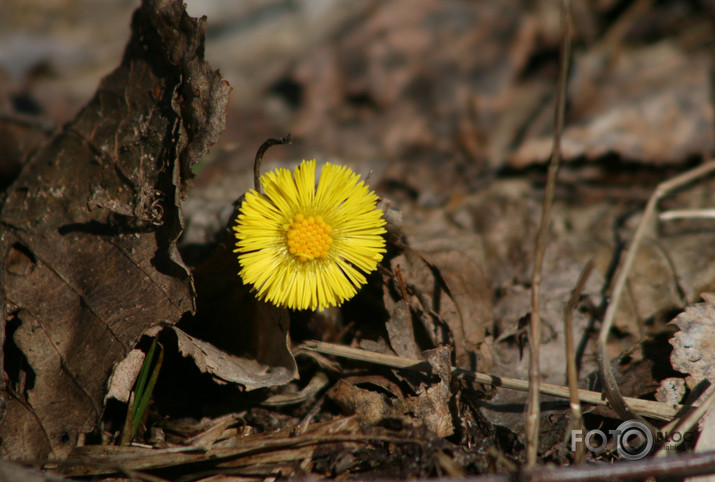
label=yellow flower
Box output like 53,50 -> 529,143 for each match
233,159 -> 386,311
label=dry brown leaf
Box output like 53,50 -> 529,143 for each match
658,233 -> 715,304
183,226 -> 299,387
613,241 -> 686,335
447,179 -> 540,287
169,326 -> 296,391
385,299 -> 423,361
669,293 -> 715,392
332,380 -> 404,424
331,347 -> 453,437
614,180 -> 715,334
510,42 -> 713,166
390,235 -> 492,371
480,251 -> 602,444
656,377 -> 687,407
0,0 -> 230,459
105,349 -> 147,405
289,0 -> 535,166
404,346 -> 453,438
492,250 -> 602,384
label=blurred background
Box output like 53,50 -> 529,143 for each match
1,0 -> 713,263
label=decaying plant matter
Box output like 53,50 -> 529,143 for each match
1,0 -> 715,480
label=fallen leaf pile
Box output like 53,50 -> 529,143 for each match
1,0 -> 715,479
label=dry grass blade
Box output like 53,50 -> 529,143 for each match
297,341 -> 681,421
564,259 -> 594,464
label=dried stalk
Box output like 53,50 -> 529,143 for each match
298,340 -> 680,421
527,0 -> 571,465
563,259 -> 594,464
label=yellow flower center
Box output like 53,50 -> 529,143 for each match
286,213 -> 333,262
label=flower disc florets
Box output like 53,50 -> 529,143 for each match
233,159 -> 386,311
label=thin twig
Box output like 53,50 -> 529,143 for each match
597,160 -> 715,429
563,259 -> 594,464
253,134 -> 292,192
297,340 -> 681,421
527,0 -> 571,465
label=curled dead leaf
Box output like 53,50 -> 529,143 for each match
169,326 -> 296,391
669,293 -> 715,393
0,0 -> 230,459
385,235 -> 492,371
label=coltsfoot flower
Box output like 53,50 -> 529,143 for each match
233,159 -> 386,311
